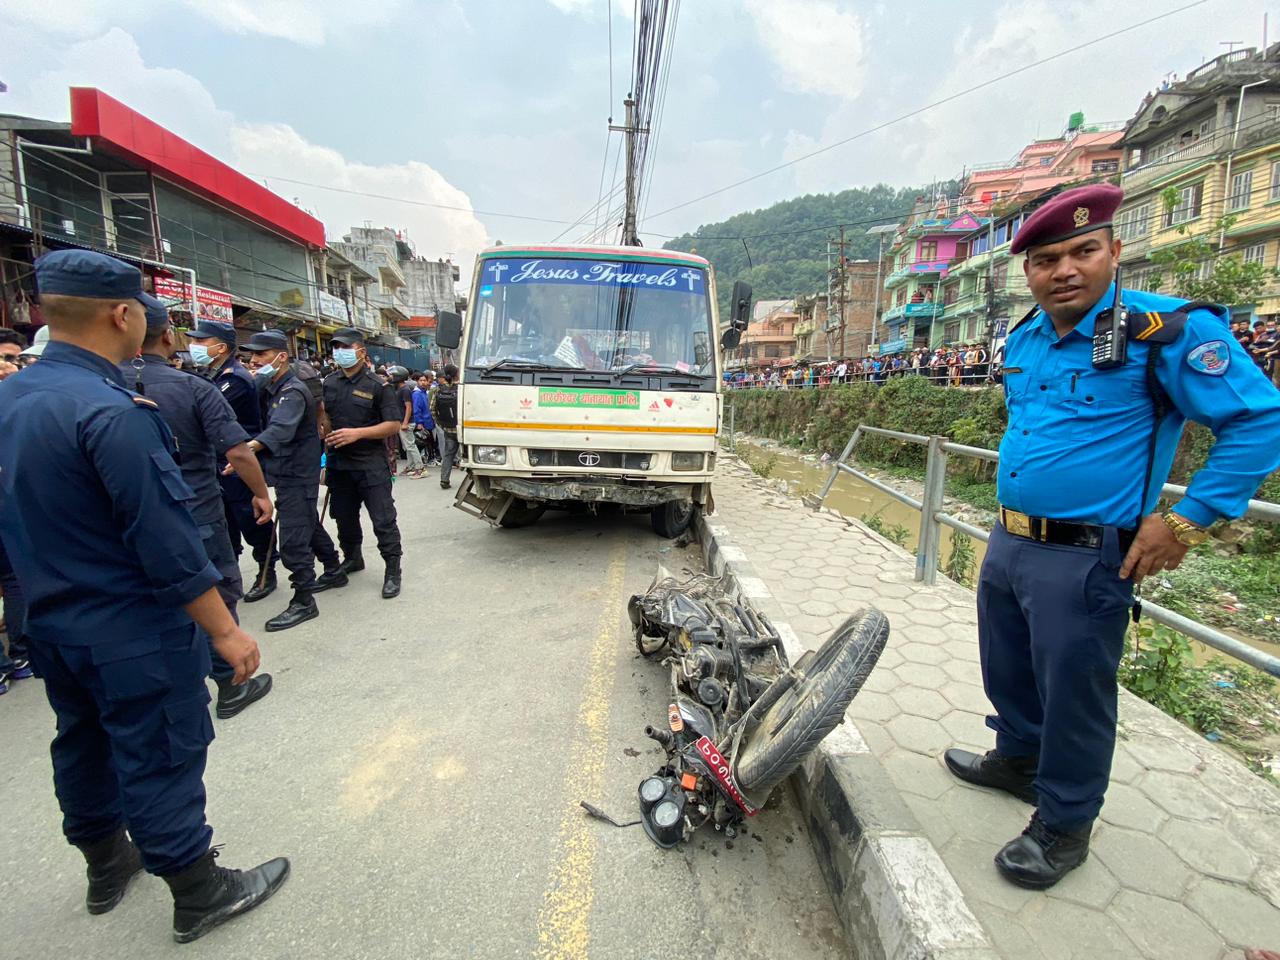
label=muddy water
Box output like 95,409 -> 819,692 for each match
732,438 -> 988,573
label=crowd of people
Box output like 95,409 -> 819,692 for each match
1233,316 -> 1280,385
726,342 -> 998,390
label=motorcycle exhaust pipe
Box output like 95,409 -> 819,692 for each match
645,725 -> 674,748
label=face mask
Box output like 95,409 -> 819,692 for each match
189,343 -> 212,366
254,353 -> 285,381
334,347 -> 359,368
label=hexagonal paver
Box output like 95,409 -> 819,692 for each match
1186,877 -> 1280,946
1018,893 -> 1136,960
1253,857 -> 1280,911
872,580 -> 914,598
804,586 -> 844,605
1109,889 -> 1223,959
899,662 -> 946,690
847,689 -> 900,723
940,836 -> 1041,913
876,647 -> 905,670
898,641 -> 949,665
884,713 -> 953,755
936,778 -> 1033,845
867,595 -> 911,614
1045,855 -> 1121,911
894,621 -> 950,647
940,680 -> 992,715
944,658 -> 979,682
1159,818 -> 1256,881
1098,782 -> 1167,834
940,708 -> 993,749
862,667 -> 900,695
1141,771 -> 1230,822
855,718 -> 895,758
1108,746 -> 1144,784
904,591 -> 953,611
1091,825 -> 1194,899
882,748 -> 956,800
901,607 -> 951,628
890,685 -> 951,720
798,598 -> 838,618
966,900 -> 1049,960
1123,737 -> 1206,775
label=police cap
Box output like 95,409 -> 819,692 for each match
1010,184 -> 1124,255
35,249 -> 166,316
243,330 -> 289,352
21,325 -> 50,358
144,298 -> 171,333
331,327 -> 366,346
187,320 -> 238,348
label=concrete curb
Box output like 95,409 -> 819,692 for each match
697,513 -> 996,960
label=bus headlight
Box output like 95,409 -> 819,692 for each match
671,452 -> 703,471
474,446 -> 507,465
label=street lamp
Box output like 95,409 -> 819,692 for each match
866,224 -> 898,354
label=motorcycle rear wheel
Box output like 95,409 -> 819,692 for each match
733,608 -> 889,799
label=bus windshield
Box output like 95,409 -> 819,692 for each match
466,257 -> 714,374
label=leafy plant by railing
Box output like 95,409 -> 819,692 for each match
943,528 -> 977,587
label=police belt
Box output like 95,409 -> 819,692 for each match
999,507 -> 1136,552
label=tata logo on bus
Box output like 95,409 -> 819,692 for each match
538,387 -> 641,410
484,258 -> 704,293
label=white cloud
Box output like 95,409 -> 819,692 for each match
743,0 -> 867,99
181,0 -> 405,45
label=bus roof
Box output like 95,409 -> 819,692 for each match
477,244 -> 710,269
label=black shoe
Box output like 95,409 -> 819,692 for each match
338,553 -> 365,574
243,571 -> 277,604
944,748 -> 1038,804
440,481 -> 451,489
215,674 -> 273,719
163,848 -> 290,943
995,812 -> 1092,889
79,829 -> 144,915
309,566 -> 349,593
264,593 -> 318,633
382,558 -> 401,600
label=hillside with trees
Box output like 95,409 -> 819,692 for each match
661,184 -> 942,314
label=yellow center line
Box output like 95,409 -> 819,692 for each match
534,544 -> 627,960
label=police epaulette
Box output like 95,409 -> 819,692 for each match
132,396 -> 159,409
1127,308 -> 1188,345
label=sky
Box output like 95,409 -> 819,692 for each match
0,0 -> 1272,281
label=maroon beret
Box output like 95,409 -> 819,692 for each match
1010,184 -> 1124,254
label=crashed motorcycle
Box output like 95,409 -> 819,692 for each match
625,570 -> 888,847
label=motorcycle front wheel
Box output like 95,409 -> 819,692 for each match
733,608 -> 889,800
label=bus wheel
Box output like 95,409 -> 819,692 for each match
651,500 -> 694,538
499,499 -> 546,528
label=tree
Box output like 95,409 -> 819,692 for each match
1148,191 -> 1277,305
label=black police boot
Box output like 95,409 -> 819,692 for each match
79,828 -> 144,915
381,557 -> 402,600
995,812 -> 1092,889
944,748 -> 1038,804
264,592 -> 318,632
243,568 -> 277,604
163,848 -> 290,944
309,565 -> 349,593
215,674 -> 273,719
339,552 -> 365,574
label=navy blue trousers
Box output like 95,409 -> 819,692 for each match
197,517 -> 242,684
29,625 -> 215,875
976,523 -> 1134,831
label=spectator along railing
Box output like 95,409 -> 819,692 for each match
724,364 -> 995,390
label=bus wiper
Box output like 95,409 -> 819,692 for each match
481,358 -> 555,374
613,362 -> 708,377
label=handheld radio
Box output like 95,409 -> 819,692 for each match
1091,267 -> 1127,369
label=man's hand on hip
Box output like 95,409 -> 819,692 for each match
1119,513 -> 1190,582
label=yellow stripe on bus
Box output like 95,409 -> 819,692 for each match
463,420 -> 717,435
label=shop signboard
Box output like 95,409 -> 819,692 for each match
154,278 -> 233,323
317,290 -> 349,323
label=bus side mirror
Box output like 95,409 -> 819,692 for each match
435,311 -> 462,349
730,281 -> 752,330
721,328 -> 741,350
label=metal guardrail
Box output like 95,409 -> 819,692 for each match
813,425 -> 1280,677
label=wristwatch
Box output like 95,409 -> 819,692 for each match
1162,511 -> 1209,547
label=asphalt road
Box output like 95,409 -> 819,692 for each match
0,471 -> 849,960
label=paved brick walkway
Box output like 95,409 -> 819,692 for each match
711,455 -> 1280,960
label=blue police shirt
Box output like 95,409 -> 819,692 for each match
999,285 -> 1280,529
0,341 -> 220,648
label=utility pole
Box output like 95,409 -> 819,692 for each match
609,95 -> 648,246
826,229 -> 848,360
837,225 -> 847,359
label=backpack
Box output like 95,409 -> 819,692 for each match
293,360 -> 324,403
434,383 -> 458,429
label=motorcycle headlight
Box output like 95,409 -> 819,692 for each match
474,446 -> 507,465
652,799 -> 682,829
638,777 -> 667,811
671,452 -> 703,471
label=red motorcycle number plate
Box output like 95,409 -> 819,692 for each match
695,736 -> 757,816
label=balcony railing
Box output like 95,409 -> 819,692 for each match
1122,135 -> 1222,189
904,302 -> 944,318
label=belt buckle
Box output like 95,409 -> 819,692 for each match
1003,508 -> 1032,539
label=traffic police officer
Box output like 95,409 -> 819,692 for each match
187,320 -> 280,600
324,327 -> 405,599
0,250 -> 288,941
944,185 -> 1280,888
122,304 -> 275,718
243,330 -> 346,631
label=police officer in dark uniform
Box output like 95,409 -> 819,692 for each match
122,304 -> 275,718
0,250 -> 288,942
187,320 -> 281,601
943,185 -> 1280,888
243,330 -> 346,631
323,328 -> 405,599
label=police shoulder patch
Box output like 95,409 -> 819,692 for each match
1186,340 -> 1231,376
132,396 -> 160,409
220,381 -> 231,392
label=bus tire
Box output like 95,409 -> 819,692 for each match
499,499 -> 546,528
650,500 -> 694,538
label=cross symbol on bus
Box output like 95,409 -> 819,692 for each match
680,269 -> 700,291
488,262 -> 509,281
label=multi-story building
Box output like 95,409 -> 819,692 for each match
824,259 -> 880,359
738,299 -> 798,371
880,202 -> 988,351
961,114 -> 1125,212
0,88 -> 327,355
944,201 -> 1040,355
1116,45 -> 1280,321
